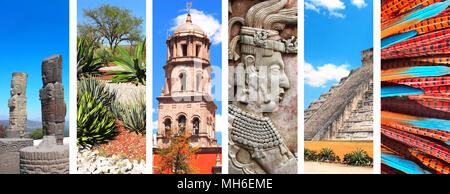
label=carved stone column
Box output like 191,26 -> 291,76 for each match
0,72 -> 33,174
19,54 -> 69,174
6,72 -> 28,138
39,54 -> 66,145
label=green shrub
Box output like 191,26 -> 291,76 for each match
77,92 -> 117,148
317,147 -> 340,162
343,148 -> 372,166
304,148 -> 318,161
111,92 -> 146,134
78,78 -> 117,108
28,128 -> 43,140
96,47 -> 113,66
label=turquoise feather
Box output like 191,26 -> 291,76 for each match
381,153 -> 432,174
381,31 -> 418,49
381,86 -> 424,97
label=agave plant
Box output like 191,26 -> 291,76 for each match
110,91 -> 146,134
77,37 -> 103,79
304,148 -> 318,161
77,92 -> 117,148
317,147 -> 340,162
77,78 -> 117,108
343,148 -> 373,166
106,39 -> 146,85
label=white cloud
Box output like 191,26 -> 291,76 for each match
351,0 -> 367,9
151,120 -> 158,131
306,0 -> 346,18
304,62 -> 350,87
215,114 -> 225,132
305,2 -> 320,13
330,11 -> 345,18
170,9 -> 222,45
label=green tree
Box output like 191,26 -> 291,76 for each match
29,128 -> 43,140
81,5 -> 143,52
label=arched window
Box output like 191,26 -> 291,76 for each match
192,118 -> 200,135
179,73 -> 186,91
163,118 -> 172,135
177,115 -> 186,133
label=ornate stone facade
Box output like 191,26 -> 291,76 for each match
228,0 -> 298,174
156,13 -> 218,147
304,49 -> 373,141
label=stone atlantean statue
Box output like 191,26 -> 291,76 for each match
18,54 -> 69,174
39,54 -> 66,145
228,0 -> 298,174
6,72 -> 28,138
0,73 -> 33,174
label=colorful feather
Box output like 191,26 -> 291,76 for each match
385,76 -> 450,88
382,31 -> 418,49
382,118 -> 450,141
381,86 -> 425,97
381,153 -> 433,174
382,111 -> 450,131
410,150 -> 450,174
382,97 -> 450,119
399,0 -> 447,15
382,125 -> 450,162
381,66 -> 450,81
382,1 -> 450,39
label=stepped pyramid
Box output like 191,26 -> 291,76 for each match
305,49 -> 373,141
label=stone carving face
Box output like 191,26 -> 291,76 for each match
10,73 -> 27,96
42,55 -> 62,84
233,47 -> 291,112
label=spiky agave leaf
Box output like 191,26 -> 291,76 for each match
107,39 -> 146,85
77,92 -> 117,149
77,37 -> 103,79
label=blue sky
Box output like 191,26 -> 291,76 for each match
0,0 -> 69,121
152,0 -> 222,145
304,0 -> 373,108
77,0 -> 146,40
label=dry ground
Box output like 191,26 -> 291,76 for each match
304,161 -> 373,174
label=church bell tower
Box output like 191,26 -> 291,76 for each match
156,10 -> 218,147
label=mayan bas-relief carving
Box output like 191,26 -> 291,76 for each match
228,0 -> 298,174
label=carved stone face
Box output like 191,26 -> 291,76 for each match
241,52 -> 290,112
42,55 -> 62,84
10,73 -> 27,96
